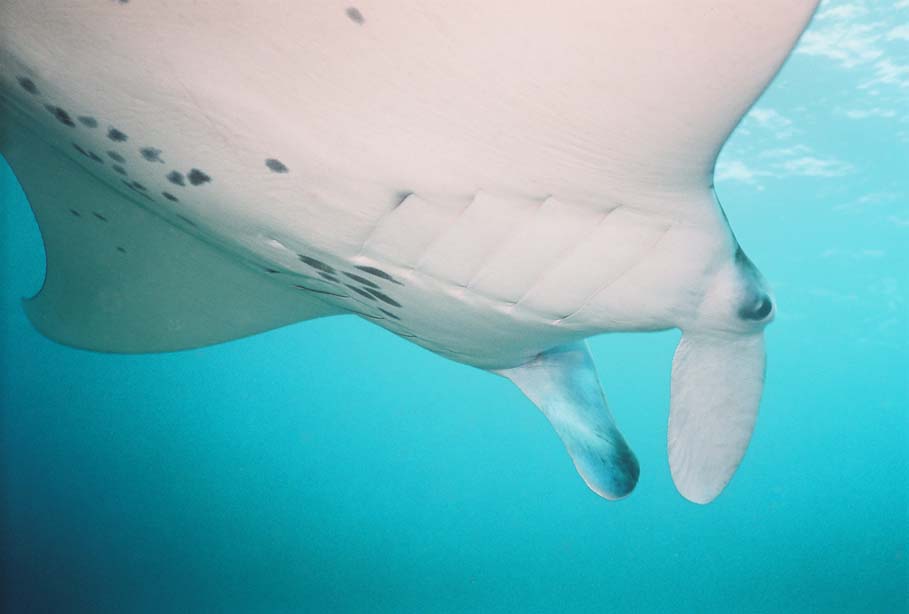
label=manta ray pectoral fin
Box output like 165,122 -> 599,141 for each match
1,106 -> 341,353
496,342 -> 639,500
668,332 -> 766,504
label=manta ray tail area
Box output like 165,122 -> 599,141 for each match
1,106 -> 340,353
668,332 -> 766,504
497,342 -> 639,500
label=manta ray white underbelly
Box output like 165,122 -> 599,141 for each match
0,1 -> 819,503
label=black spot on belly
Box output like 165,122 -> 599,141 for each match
107,151 -> 125,163
187,168 -> 211,185
69,209 -> 81,217
293,284 -> 348,298
108,127 -> 128,142
112,164 -> 127,175
342,271 -> 380,289
72,144 -> 104,164
344,284 -> 377,300
116,246 -> 127,254
140,147 -> 164,163
93,212 -> 108,222
298,255 -> 336,274
122,180 -> 151,200
365,288 -> 402,307
378,308 -> 400,321
162,191 -> 179,202
264,267 -> 280,274
17,77 -> 39,95
319,272 -> 339,282
166,170 -> 185,186
45,105 -> 75,127
77,116 -> 98,128
355,265 -> 402,285
346,7 -> 365,24
265,158 -> 289,173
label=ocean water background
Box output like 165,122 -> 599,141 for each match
1,1 -> 906,612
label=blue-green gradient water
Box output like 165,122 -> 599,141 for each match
2,2 -> 907,612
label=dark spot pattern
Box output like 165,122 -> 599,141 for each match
72,144 -> 104,164
17,77 -> 39,95
107,151 -> 125,163
286,256 -> 407,316
140,147 -> 164,163
45,105 -> 75,127
176,214 -> 197,227
365,288 -> 402,307
187,169 -> 211,186
355,265 -> 402,284
69,209 -> 81,217
166,170 -> 185,186
346,7 -> 365,24
345,284 -> 377,300
116,246 -> 127,254
108,128 -> 128,142
77,116 -> 98,128
294,284 -> 348,298
162,192 -> 179,202
298,255 -> 336,274
122,180 -> 151,200
93,212 -> 108,222
378,308 -> 400,321
112,164 -> 127,175
342,271 -> 379,289
265,158 -> 289,173
264,268 -> 280,274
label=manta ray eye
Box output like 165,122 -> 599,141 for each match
739,295 -> 773,321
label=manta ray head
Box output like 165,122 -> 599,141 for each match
666,243 -> 775,503
734,247 -> 775,325
691,245 -> 776,335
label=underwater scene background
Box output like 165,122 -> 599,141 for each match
2,1 -> 906,612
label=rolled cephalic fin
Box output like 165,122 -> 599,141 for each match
497,342 -> 639,500
668,332 -> 766,504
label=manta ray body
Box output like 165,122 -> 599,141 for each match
0,1 -> 818,503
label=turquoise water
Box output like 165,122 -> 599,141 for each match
2,2 -> 906,612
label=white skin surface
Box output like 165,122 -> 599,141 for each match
0,1 -> 812,501
0,0 -> 778,366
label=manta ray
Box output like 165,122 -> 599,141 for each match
0,1 -> 819,503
